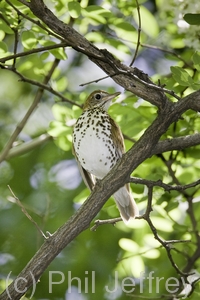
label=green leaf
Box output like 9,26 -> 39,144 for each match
0,19 -> 13,34
68,1 -> 81,19
48,121 -> 69,137
85,31 -> 131,54
184,13 -> 200,25
73,188 -> 90,203
40,52 -> 49,61
191,82 -> 200,90
151,217 -> 173,232
171,66 -> 193,87
119,238 -> 139,253
50,48 -> 67,60
109,19 -> 138,43
84,31 -> 104,43
51,104 -> 74,123
0,41 -> 7,54
82,5 -> 112,24
39,40 -> 67,59
133,5 -> 159,37
170,38 -> 185,49
56,77 -> 68,92
55,134 -> 71,151
80,0 -> 89,8
192,52 -> 200,71
165,200 -> 179,213
84,5 -> 111,17
187,148 -> 200,159
21,31 -> 37,49
38,40 -> 56,47
0,30 -> 5,41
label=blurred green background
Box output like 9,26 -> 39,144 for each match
0,0 -> 200,299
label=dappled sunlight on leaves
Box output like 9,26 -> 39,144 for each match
0,0 -> 200,299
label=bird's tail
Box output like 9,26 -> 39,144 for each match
113,185 -> 139,223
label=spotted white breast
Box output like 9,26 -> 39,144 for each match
73,108 -> 121,179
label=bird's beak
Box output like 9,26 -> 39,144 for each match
101,91 -> 121,111
104,91 -> 121,102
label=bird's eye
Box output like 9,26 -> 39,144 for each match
95,93 -> 101,100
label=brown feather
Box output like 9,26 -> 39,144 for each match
110,116 -> 125,156
72,143 -> 95,191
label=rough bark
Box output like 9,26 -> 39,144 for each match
1,0 -> 200,299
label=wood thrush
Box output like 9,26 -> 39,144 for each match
72,90 -> 139,223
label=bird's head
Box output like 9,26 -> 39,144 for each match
83,90 -> 121,111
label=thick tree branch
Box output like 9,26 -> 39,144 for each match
153,133 -> 200,155
22,0 -> 200,111
125,133 -> 200,156
1,1 -> 200,299
2,84 -> 200,300
25,0 -> 169,109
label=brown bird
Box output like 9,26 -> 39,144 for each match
72,90 -> 139,223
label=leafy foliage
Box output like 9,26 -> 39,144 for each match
184,13 -> 200,25
0,0 -> 200,299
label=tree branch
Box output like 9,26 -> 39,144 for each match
0,59 -> 59,164
1,1 -> 200,299
129,0 -> 141,66
0,65 -> 81,109
143,187 -> 189,278
4,130 -> 200,162
26,0 -> 169,109
129,177 -> 200,192
2,78 -> 200,300
7,186 -> 48,239
0,42 -> 68,63
5,134 -> 52,160
125,133 -> 200,156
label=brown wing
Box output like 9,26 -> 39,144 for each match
110,117 -> 131,192
72,144 -> 95,191
110,117 -> 125,156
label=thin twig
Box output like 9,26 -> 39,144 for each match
93,29 -> 191,69
7,186 -> 48,239
13,29 -> 18,68
143,186 -> 190,277
0,42 -> 68,63
80,69 -> 181,100
91,176 -> 200,231
6,0 -> 64,41
129,177 -> 200,192
90,217 -> 122,231
143,185 -> 153,217
140,43 -> 191,68
0,65 -> 81,108
129,0 -> 141,66
118,245 -> 162,261
186,276 -> 200,298
158,154 -> 200,238
0,12 -> 10,26
0,59 -> 59,163
127,70 -> 181,100
79,74 -> 110,86
0,12 -> 19,67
